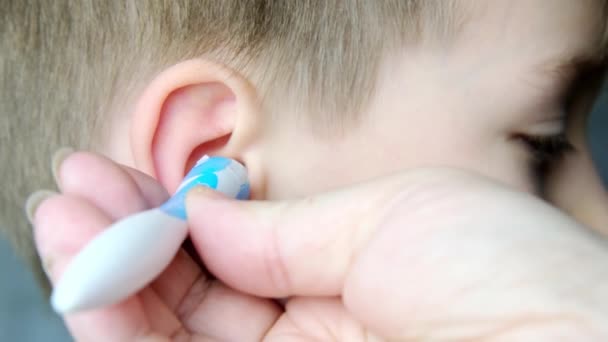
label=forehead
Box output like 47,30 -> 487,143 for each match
460,0 -> 606,62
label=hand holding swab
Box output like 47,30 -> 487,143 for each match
51,155 -> 249,313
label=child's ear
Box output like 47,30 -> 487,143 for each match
130,59 -> 264,197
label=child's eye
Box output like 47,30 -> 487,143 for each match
515,62 -> 603,194
515,133 -> 574,193
520,133 -> 573,165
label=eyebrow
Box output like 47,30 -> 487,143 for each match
535,0 -> 607,83
538,44 -> 607,122
562,21 -> 607,75
541,46 -> 607,87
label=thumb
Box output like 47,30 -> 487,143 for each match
185,170 -> 451,298
185,172 -> 608,339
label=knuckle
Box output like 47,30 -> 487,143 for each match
261,202 -> 295,296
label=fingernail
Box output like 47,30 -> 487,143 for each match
185,186 -> 228,205
25,190 -> 57,225
51,147 -> 74,188
195,185 -> 231,198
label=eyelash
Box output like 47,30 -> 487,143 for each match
519,133 -> 573,166
515,132 -> 574,191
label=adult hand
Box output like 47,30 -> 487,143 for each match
186,168 -> 608,340
31,152 -> 281,341
32,145 -> 608,341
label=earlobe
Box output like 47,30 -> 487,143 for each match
130,59 -> 262,195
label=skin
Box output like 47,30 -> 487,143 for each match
29,0 -> 608,341
260,0 -> 605,199
35,155 -> 608,341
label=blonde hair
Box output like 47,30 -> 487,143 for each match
0,1 -> 605,289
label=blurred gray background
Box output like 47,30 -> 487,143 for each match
1,85 -> 607,341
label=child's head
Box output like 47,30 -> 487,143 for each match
1,1 -> 607,281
